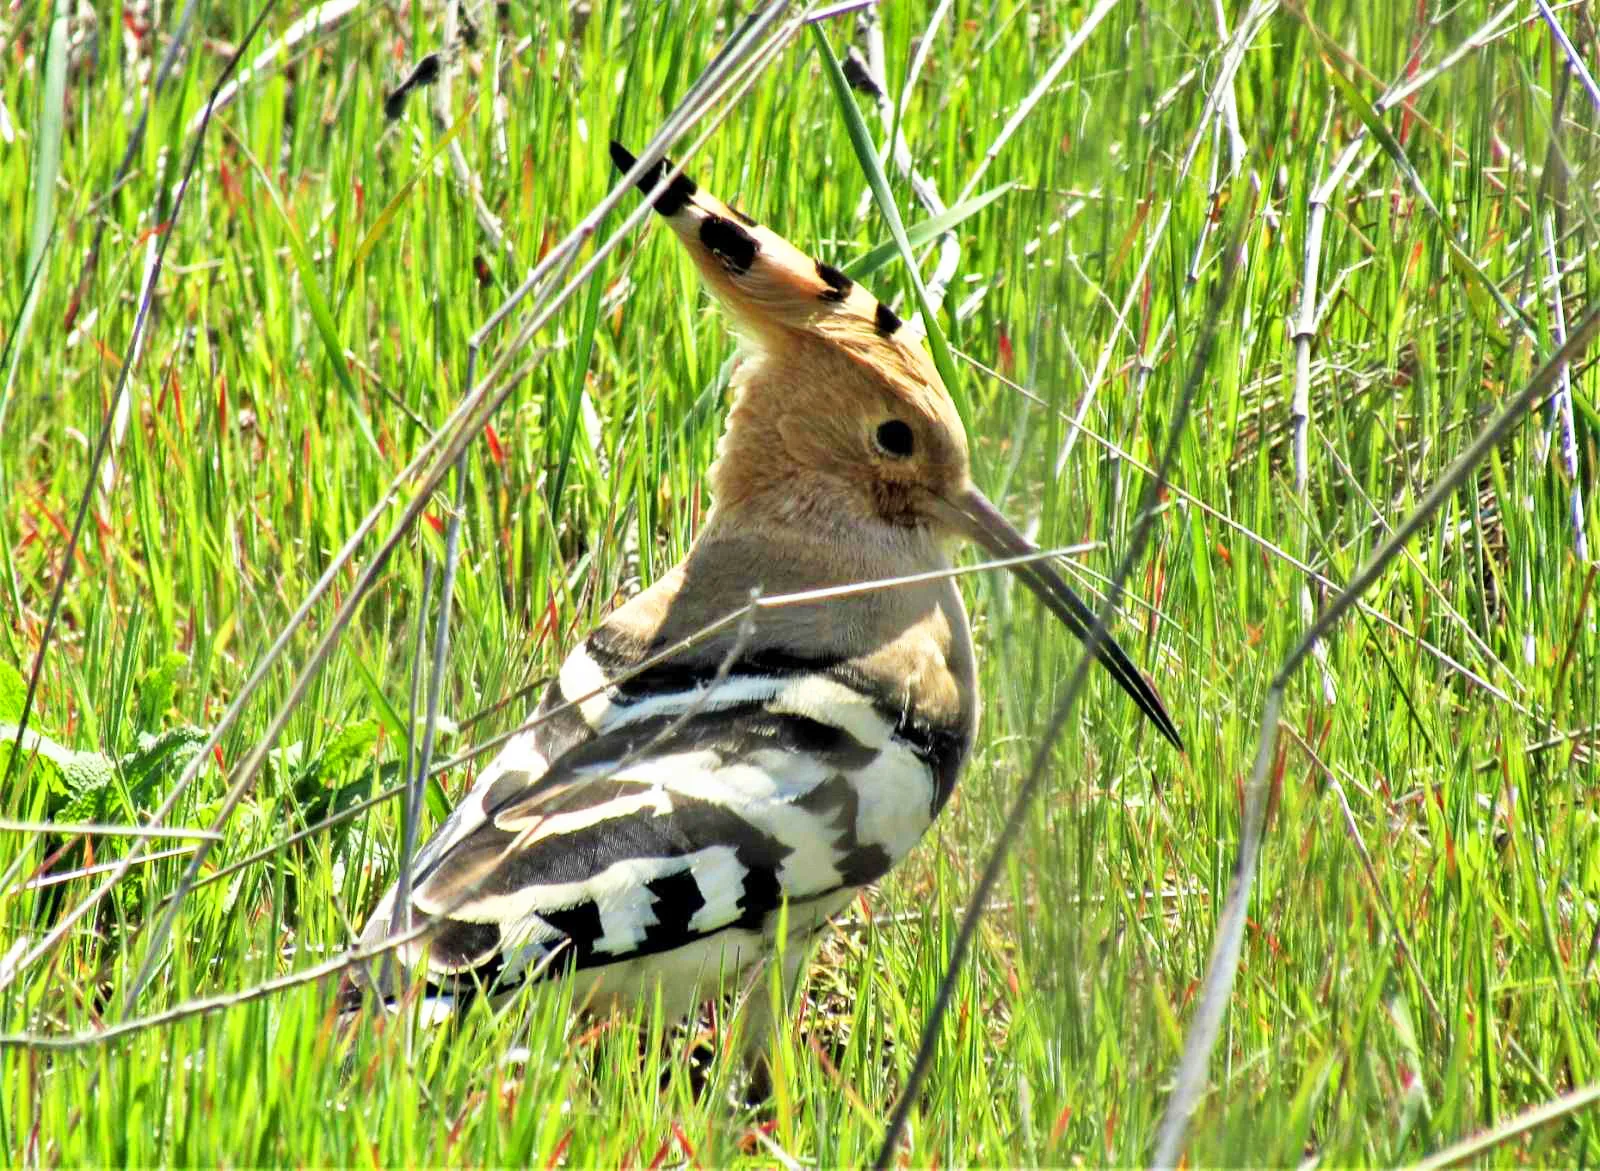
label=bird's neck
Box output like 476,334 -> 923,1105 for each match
600,518 -> 971,676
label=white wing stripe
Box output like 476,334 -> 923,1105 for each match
559,642 -> 899,751
495,786 -> 673,836
618,749 -> 847,896
557,642 -> 615,727
473,848 -> 748,957
766,674 -> 897,751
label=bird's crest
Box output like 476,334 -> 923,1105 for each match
608,142 -> 956,428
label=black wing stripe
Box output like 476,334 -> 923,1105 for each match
793,774 -> 894,886
412,778 -> 662,892
484,774 -> 658,827
425,919 -> 507,987
539,901 -> 606,971
582,631 -> 966,784
643,870 -> 707,951
529,676 -> 597,762
380,632 -> 973,1004
546,704 -> 880,776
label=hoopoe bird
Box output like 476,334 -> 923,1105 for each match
351,142 -> 1182,1070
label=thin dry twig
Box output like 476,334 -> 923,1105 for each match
1540,213 -> 1588,563
393,558 -> 435,939
0,820 -> 221,841
14,846 -> 200,895
955,0 -> 1121,207
181,0 -> 363,136
1533,0 -> 1600,115
1054,0 -> 1274,479
431,0 -> 513,261
850,5 -> 961,306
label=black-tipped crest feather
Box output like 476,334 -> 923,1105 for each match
609,139 -> 697,217
699,214 -> 759,274
816,261 -> 853,302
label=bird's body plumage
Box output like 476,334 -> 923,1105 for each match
352,142 -> 1178,1053
359,527 -> 976,1019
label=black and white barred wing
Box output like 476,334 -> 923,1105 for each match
361,656 -> 943,1001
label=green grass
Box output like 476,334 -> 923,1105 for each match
4,0 -> 1599,1164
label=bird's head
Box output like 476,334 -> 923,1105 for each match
610,141 -> 1181,749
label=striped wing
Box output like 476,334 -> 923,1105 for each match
359,635 -> 955,1001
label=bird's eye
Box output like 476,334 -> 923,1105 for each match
875,419 -> 915,458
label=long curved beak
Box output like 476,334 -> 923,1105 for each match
938,486 -> 1183,750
